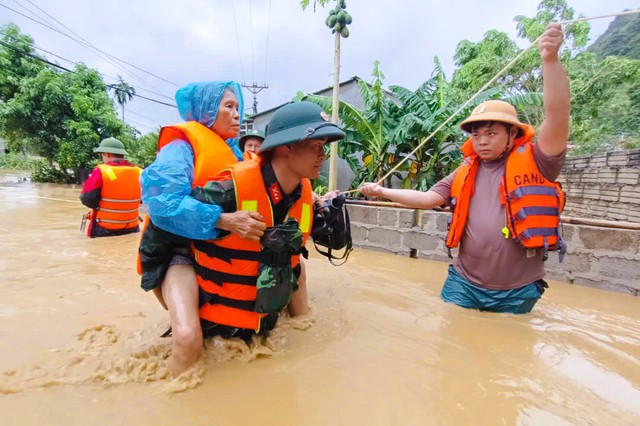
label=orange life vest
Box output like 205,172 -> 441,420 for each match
242,151 -> 259,161
94,163 -> 142,230
136,121 -> 240,274
446,124 -> 565,253
194,160 -> 313,332
157,121 -> 239,186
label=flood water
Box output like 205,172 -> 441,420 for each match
1,171 -> 639,425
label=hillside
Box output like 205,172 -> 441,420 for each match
588,12 -> 640,59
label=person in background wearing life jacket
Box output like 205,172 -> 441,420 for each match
239,128 -> 265,159
140,101 -> 344,375
137,81 -> 268,376
360,23 -> 569,314
79,137 -> 142,238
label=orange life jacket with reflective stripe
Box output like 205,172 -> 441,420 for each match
136,121 -> 240,274
194,160 -> 313,332
446,124 -> 565,252
95,164 -> 142,230
157,121 -> 239,186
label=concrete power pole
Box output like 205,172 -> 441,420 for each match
328,31 -> 341,191
241,82 -> 269,115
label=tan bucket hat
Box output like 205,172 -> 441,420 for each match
460,100 -> 526,137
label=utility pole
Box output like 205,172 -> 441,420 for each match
241,82 -> 269,115
324,0 -> 351,191
329,30 -> 340,191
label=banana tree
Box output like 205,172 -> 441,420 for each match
390,57 -> 543,191
298,61 -> 401,189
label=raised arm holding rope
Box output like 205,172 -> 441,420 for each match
360,23 -> 570,314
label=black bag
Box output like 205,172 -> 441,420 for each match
311,194 -> 353,265
254,219 -> 302,314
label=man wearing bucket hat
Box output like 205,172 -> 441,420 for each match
144,101 -> 344,374
239,128 -> 265,157
80,137 -> 142,238
360,23 -> 569,314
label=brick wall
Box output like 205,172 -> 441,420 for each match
347,205 -> 640,296
559,149 -> 640,223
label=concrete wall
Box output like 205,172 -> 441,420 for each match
558,149 -> 640,223
347,204 -> 640,296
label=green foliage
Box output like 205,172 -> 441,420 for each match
300,0 -> 331,11
589,13 -> 640,59
568,52 -> 640,154
0,25 -> 135,182
109,75 -> 136,120
30,159 -> 71,183
124,128 -> 160,168
0,152 -> 40,170
514,0 -> 589,50
313,184 -> 328,196
391,57 -> 543,191
301,62 -> 403,189
0,23 -> 46,103
453,0 -> 590,129
450,0 -> 639,155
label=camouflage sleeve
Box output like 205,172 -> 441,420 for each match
190,178 -> 237,213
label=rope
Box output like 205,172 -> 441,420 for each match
344,10 -> 640,195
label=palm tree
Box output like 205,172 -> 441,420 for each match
109,76 -> 135,121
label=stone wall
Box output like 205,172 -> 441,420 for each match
559,149 -> 640,223
347,205 -> 640,296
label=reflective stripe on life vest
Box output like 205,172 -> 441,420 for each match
446,124 -> 565,252
95,164 -> 142,230
501,142 -> 565,251
195,160 -> 313,331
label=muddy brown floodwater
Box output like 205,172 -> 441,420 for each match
1,171 -> 639,425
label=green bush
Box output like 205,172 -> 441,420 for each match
0,153 -> 40,170
30,160 -> 72,183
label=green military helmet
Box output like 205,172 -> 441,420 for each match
94,137 -> 128,155
259,101 -> 345,152
239,128 -> 266,151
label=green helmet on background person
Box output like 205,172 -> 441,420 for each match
94,137 -> 128,155
259,101 -> 345,152
239,129 -> 266,151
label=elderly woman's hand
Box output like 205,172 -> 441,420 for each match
218,211 -> 267,241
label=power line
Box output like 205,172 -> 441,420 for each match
7,38 -> 175,101
249,0 -> 255,82
0,2 -> 178,88
24,0 -> 177,88
0,39 -> 73,71
17,0 -> 166,94
6,1 -> 170,94
0,39 -> 177,108
264,0 -> 272,83
126,108 -> 160,124
230,0 -> 246,84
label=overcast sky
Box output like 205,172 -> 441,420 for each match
1,0 -> 638,134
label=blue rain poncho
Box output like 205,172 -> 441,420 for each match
141,81 -> 245,240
